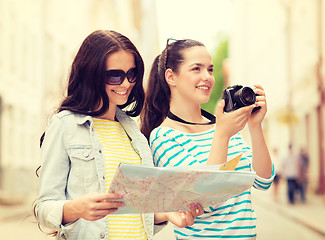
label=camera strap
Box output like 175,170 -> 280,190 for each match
167,109 -> 216,125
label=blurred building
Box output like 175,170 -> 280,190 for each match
230,0 -> 325,194
0,0 -> 159,200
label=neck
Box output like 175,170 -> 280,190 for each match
169,99 -> 203,123
97,104 -> 116,121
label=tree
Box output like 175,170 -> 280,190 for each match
201,35 -> 229,114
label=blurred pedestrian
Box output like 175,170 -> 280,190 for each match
140,38 -> 274,239
271,148 -> 282,202
282,144 -> 300,204
298,148 -> 309,203
34,30 -> 203,240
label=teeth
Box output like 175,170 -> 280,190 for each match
196,86 -> 209,90
113,90 -> 127,95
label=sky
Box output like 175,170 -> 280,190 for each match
154,0 -> 234,52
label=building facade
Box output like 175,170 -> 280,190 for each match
229,0 -> 325,193
0,0 -> 159,199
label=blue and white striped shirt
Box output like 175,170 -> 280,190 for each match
150,126 -> 274,239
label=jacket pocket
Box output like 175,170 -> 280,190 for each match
68,146 -> 98,183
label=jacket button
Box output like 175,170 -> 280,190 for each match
99,150 -> 102,153
100,232 -> 105,239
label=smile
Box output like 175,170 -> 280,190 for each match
113,90 -> 128,95
196,86 -> 210,90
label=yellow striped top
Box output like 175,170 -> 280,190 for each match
92,118 -> 147,240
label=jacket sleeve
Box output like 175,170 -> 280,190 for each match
35,115 -> 70,230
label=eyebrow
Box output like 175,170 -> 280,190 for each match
189,63 -> 214,68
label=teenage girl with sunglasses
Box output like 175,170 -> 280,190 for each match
141,39 -> 274,239
34,30 -> 203,240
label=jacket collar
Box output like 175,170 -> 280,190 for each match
74,108 -> 136,141
75,107 -> 127,125
76,114 -> 92,125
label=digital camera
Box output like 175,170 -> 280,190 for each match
222,85 -> 260,113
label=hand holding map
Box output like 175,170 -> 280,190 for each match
108,154 -> 256,214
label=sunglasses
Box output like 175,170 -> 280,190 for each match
105,68 -> 137,85
165,38 -> 186,69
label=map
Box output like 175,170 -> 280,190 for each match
108,154 -> 256,214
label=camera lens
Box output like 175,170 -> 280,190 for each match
236,87 -> 256,105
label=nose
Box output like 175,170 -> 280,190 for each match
202,69 -> 212,81
120,76 -> 131,88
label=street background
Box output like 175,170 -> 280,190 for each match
0,182 -> 324,239
1,0 -> 325,239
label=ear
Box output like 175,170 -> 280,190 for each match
165,69 -> 176,87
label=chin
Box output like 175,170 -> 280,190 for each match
200,97 -> 210,104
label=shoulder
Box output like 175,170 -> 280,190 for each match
115,108 -> 137,127
150,126 -> 177,141
48,110 -> 73,127
149,126 -> 198,151
48,110 -> 90,131
55,110 -> 88,121
160,118 -> 195,133
56,110 -> 74,119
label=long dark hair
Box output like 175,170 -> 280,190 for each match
39,30 -> 145,147
60,30 -> 144,117
140,39 -> 204,140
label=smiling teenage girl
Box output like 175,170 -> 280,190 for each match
34,31 -> 203,240
141,39 -> 274,239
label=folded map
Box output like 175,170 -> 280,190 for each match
108,154 -> 256,214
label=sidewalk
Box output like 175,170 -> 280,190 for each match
1,185 -> 324,238
0,192 -> 176,240
0,192 -> 36,223
252,182 -> 325,236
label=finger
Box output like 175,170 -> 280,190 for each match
255,102 -> 267,111
93,208 -> 119,217
226,111 -> 248,127
253,84 -> 264,90
216,99 -> 225,114
96,201 -> 125,210
231,106 -> 254,119
184,212 -> 195,226
90,192 -> 122,202
218,99 -> 225,107
104,192 -> 124,200
256,95 -> 266,103
254,89 -> 265,97
189,203 -> 197,217
196,204 -> 204,216
253,85 -> 266,97
85,207 -> 120,221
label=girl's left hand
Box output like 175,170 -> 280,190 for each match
248,84 -> 267,127
164,203 -> 204,228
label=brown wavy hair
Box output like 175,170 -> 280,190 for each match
35,30 -> 145,236
60,29 -> 144,117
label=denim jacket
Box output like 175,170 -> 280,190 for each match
35,108 -> 164,240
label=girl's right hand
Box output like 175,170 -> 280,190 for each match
157,203 -> 204,228
215,99 -> 256,139
63,192 -> 124,224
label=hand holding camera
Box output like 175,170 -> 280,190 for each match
214,84 -> 267,138
222,84 -> 267,127
222,85 -> 261,113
